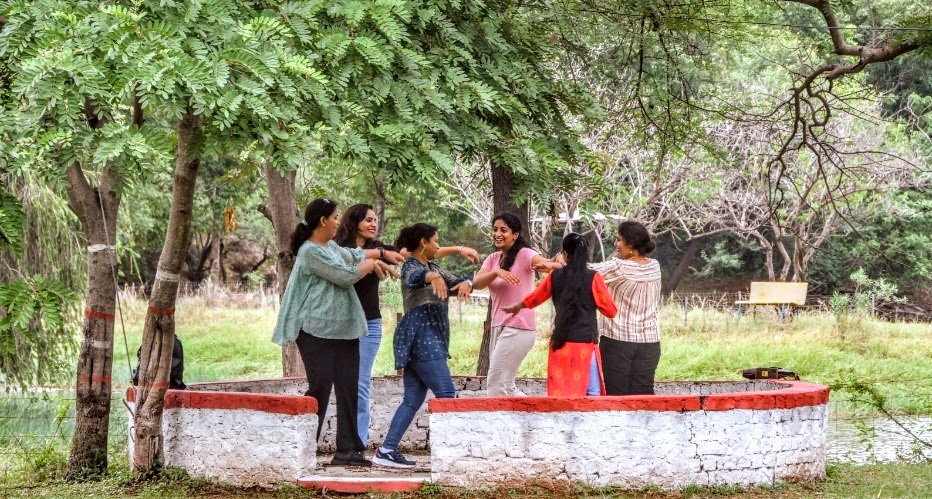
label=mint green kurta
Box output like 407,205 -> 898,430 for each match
272,240 -> 367,346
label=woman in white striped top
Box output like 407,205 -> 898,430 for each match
589,221 -> 662,395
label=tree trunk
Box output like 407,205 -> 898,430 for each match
132,114 -> 202,475
490,162 -> 529,233
65,163 -> 120,478
374,176 -> 389,237
208,232 -> 221,281
262,164 -> 303,377
662,237 -> 704,295
477,162 -> 530,376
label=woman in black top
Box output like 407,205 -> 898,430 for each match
335,204 -> 404,447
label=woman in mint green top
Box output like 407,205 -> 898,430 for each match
272,198 -> 395,467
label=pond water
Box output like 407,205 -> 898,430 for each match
828,416 -> 932,464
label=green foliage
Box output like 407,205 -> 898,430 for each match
0,191 -> 79,388
0,276 -> 78,388
693,240 -> 744,278
812,189 -> 932,293
0,190 -> 24,256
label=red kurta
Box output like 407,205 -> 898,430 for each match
522,271 -> 617,396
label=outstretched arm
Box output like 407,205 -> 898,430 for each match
433,245 -> 480,263
503,272 -> 553,314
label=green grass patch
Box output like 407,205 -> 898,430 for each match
1,293 -> 929,493
0,463 -> 929,498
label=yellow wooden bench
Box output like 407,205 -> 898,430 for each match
735,282 -> 808,320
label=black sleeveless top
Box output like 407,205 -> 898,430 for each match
550,267 -> 599,345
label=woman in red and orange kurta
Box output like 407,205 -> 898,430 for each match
505,233 -> 617,396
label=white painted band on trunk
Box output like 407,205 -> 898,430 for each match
156,270 -> 181,282
87,244 -> 116,253
89,340 -> 111,349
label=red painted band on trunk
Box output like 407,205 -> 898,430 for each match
125,386 -> 317,416
77,376 -> 112,384
84,309 -> 115,321
147,306 -> 175,317
428,381 -> 829,413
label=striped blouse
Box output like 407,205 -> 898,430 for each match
589,257 -> 662,343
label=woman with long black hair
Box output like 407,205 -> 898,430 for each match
271,198 -> 395,466
504,233 -> 617,396
472,212 -> 562,395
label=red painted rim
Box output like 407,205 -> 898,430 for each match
428,380 -> 829,413
125,386 -> 317,416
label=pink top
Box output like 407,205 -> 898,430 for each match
481,247 -> 539,330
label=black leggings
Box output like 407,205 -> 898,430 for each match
599,336 -> 660,395
295,332 -> 363,453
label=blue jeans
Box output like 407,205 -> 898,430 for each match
586,354 -> 600,396
382,358 -> 456,450
357,318 -> 382,445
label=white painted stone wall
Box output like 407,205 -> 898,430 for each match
127,399 -> 317,487
191,376 -> 543,451
429,403 -> 828,489
176,378 -> 784,452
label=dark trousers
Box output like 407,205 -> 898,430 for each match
296,332 -> 363,453
599,336 -> 660,395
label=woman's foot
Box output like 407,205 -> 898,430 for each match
331,450 -> 372,467
372,448 -> 416,468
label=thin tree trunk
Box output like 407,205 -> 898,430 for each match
374,177 -> 388,237
262,164 -> 303,377
65,162 -> 120,478
478,162 -> 529,376
662,237 -> 704,295
133,114 -> 201,475
208,232 -> 221,281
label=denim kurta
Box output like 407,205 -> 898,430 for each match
272,240 -> 368,345
392,258 -> 468,369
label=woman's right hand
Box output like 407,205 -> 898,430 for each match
427,272 -> 448,299
374,260 -> 399,280
496,268 -> 520,285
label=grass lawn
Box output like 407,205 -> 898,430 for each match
1,288 -> 929,496
0,462 -> 929,498
104,290 -> 932,416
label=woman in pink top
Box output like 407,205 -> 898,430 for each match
472,213 -> 561,395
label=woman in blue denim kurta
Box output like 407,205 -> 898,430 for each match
334,204 -> 478,447
372,223 -> 473,469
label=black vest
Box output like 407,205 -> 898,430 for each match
550,268 -> 599,344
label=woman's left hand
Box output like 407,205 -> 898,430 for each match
382,250 -> 405,265
458,246 -> 480,264
502,302 -> 523,314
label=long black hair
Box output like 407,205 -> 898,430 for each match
394,223 -> 437,253
618,221 -> 656,256
493,212 -> 532,271
289,198 -> 337,256
552,232 -> 591,348
335,203 -> 381,249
